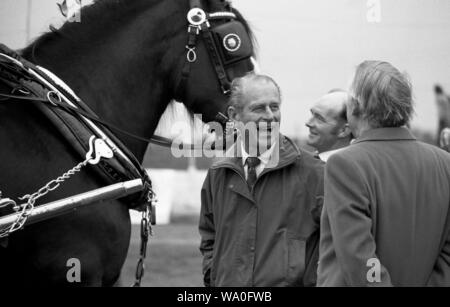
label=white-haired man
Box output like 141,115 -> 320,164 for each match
199,74 -> 324,287
318,61 -> 450,286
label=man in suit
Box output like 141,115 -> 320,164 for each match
317,60 -> 450,286
199,74 -> 324,287
306,90 -> 352,162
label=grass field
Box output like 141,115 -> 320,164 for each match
120,220 -> 204,287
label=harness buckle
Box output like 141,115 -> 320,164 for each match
187,8 -> 207,26
187,25 -> 200,35
46,90 -> 62,106
221,85 -> 231,95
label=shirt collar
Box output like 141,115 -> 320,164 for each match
241,141 -> 277,166
318,148 -> 344,162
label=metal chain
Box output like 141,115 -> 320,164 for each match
132,190 -> 156,287
0,156 -> 92,238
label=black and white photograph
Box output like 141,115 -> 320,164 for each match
1,0 -> 450,292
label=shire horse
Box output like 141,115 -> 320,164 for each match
0,0 -> 254,286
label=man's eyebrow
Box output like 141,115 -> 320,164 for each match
250,102 -> 267,109
312,110 -> 326,120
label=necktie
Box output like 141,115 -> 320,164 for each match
246,157 -> 261,190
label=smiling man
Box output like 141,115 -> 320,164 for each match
199,74 -> 324,287
306,90 -> 352,162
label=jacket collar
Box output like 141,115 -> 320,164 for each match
212,135 -> 301,204
352,127 -> 416,144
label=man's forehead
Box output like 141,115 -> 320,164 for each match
317,92 -> 347,110
242,80 -> 280,102
311,92 -> 348,119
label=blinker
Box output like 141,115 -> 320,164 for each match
211,21 -> 253,66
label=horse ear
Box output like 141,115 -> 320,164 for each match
57,0 -> 69,17
206,0 -> 230,11
223,0 -> 232,10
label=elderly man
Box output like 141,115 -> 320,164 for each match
317,61 -> 450,286
306,90 -> 352,161
199,74 -> 324,287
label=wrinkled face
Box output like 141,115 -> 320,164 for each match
232,81 -> 281,153
306,93 -> 347,153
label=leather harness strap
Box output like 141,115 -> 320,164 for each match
0,91 -> 178,148
0,45 -> 153,210
175,0 -> 237,100
201,22 -> 231,94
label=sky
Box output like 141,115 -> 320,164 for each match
1,0 -> 449,138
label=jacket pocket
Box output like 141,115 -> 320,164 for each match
286,237 -> 306,286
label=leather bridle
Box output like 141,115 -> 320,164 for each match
175,0 -> 253,99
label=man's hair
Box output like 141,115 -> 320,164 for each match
327,88 -> 348,122
229,73 -> 282,111
351,61 -> 414,128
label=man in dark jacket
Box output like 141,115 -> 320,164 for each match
199,74 -> 324,287
317,61 -> 450,286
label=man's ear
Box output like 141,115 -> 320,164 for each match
227,106 -> 239,121
338,123 -> 352,138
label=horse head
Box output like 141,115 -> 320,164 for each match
169,0 -> 257,123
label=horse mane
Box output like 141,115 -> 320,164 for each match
23,0 -> 257,61
22,0 -> 164,62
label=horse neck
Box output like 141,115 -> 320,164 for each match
22,0 -> 188,161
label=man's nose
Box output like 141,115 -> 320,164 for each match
306,117 -> 314,128
263,106 -> 275,120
